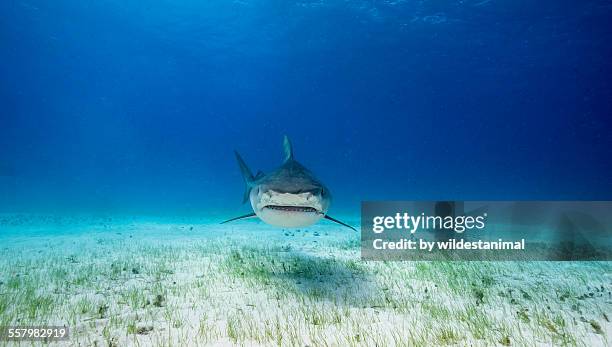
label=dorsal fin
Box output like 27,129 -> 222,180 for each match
283,135 -> 294,162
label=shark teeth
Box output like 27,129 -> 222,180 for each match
263,205 -> 319,213
257,191 -> 322,212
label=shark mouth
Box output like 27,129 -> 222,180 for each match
256,190 -> 325,215
263,205 -> 321,213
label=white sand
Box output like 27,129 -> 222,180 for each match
0,214 -> 610,346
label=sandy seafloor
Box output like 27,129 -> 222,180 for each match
0,214 -> 610,347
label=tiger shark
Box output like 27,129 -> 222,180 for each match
221,136 -> 356,231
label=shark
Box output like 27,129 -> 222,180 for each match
221,136 -> 356,231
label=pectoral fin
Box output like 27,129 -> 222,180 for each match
324,215 -> 357,231
221,212 -> 257,224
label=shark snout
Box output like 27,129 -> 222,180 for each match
253,189 -> 328,214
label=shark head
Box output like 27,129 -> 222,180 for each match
249,159 -> 331,228
222,136 -> 355,231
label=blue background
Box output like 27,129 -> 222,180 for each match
1,0 -> 611,216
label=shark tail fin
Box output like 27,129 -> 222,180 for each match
283,135 -> 294,162
234,150 -> 254,204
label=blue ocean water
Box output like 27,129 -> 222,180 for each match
1,0 -> 611,216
